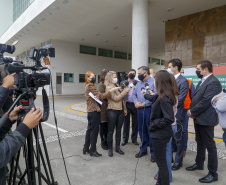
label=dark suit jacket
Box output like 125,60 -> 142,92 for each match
176,74 -> 189,121
145,94 -> 174,140
190,74 -> 222,126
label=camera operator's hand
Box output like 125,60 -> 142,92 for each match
9,105 -> 24,121
23,108 -> 42,129
2,73 -> 16,89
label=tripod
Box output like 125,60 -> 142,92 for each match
0,88 -> 58,185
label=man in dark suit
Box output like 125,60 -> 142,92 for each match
122,69 -> 139,146
186,60 -> 222,183
168,59 -> 189,170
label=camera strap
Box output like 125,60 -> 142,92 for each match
41,88 -> 49,122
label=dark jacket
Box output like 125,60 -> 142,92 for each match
145,94 -> 174,140
176,74 -> 189,121
190,74 -> 222,126
0,123 -> 31,185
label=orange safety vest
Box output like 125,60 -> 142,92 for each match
184,79 -> 192,109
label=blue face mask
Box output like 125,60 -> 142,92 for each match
181,73 -> 185,77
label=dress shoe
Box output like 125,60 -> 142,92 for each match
115,146 -> 125,155
90,151 -> 102,157
132,141 -> 139,145
150,155 -> 156,163
108,148 -> 113,157
135,151 -> 147,158
172,162 -> 182,171
121,140 -> 127,146
101,143 -> 108,150
186,164 -> 204,171
83,148 -> 90,155
199,174 -> 218,183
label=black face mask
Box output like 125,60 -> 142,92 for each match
128,73 -> 135,80
196,70 -> 203,79
90,77 -> 96,83
138,74 -> 145,81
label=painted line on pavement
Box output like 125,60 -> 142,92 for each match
42,122 -> 68,133
66,103 -> 224,143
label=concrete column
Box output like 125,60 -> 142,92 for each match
132,0 -> 149,70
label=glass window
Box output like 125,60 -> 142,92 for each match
161,60 -> 165,66
64,73 -> 74,82
79,74 -> 85,83
98,48 -> 113,58
80,45 -> 96,55
128,53 -> 132,60
151,58 -> 161,65
114,51 -> 127,60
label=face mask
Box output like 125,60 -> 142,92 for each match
167,68 -> 174,75
196,70 -> 203,79
128,73 -> 135,79
138,74 -> 145,81
90,77 -> 96,83
181,73 -> 185,77
112,78 -> 118,84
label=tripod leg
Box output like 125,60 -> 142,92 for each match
39,123 -> 55,183
12,151 -> 21,185
27,133 -> 36,185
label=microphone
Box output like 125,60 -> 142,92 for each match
145,83 -> 150,91
120,81 -> 129,89
130,81 -> 137,88
141,87 -> 146,94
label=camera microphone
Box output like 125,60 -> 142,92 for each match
130,80 -> 137,88
145,83 -> 150,91
141,87 -> 146,94
120,81 -> 129,89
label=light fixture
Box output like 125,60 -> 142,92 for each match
105,40 -> 109,42
121,35 -> 126,37
166,8 -> 173,12
95,33 -> 100,36
46,12 -> 52,16
113,27 -> 119,30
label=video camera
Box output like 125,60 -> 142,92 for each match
0,43 -> 54,92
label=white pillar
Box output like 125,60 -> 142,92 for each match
132,0 -> 149,71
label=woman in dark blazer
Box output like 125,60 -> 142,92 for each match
144,70 -> 177,185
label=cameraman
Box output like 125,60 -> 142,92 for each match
0,74 -> 43,185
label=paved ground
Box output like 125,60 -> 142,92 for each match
12,94 -> 226,185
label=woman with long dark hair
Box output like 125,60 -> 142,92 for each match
105,71 -> 130,157
144,70 -> 178,185
97,69 -> 109,150
83,71 -> 119,157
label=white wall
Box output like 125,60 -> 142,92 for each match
0,0 -> 13,36
50,40 -> 132,95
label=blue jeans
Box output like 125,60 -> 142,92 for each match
223,132 -> 226,147
137,107 -> 154,155
157,137 -> 172,182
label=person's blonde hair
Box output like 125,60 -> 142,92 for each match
104,71 -> 116,87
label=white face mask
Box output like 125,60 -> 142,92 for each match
167,68 -> 174,74
112,78 -> 118,84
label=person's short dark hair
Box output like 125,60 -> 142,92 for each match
168,59 -> 182,72
138,66 -> 150,75
197,60 -> 213,73
128,69 -> 136,74
100,69 -> 109,83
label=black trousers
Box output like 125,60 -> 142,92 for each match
84,112 -> 100,153
152,138 -> 170,185
107,110 -> 124,148
99,122 -> 108,143
194,122 -> 218,176
123,102 -> 138,143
